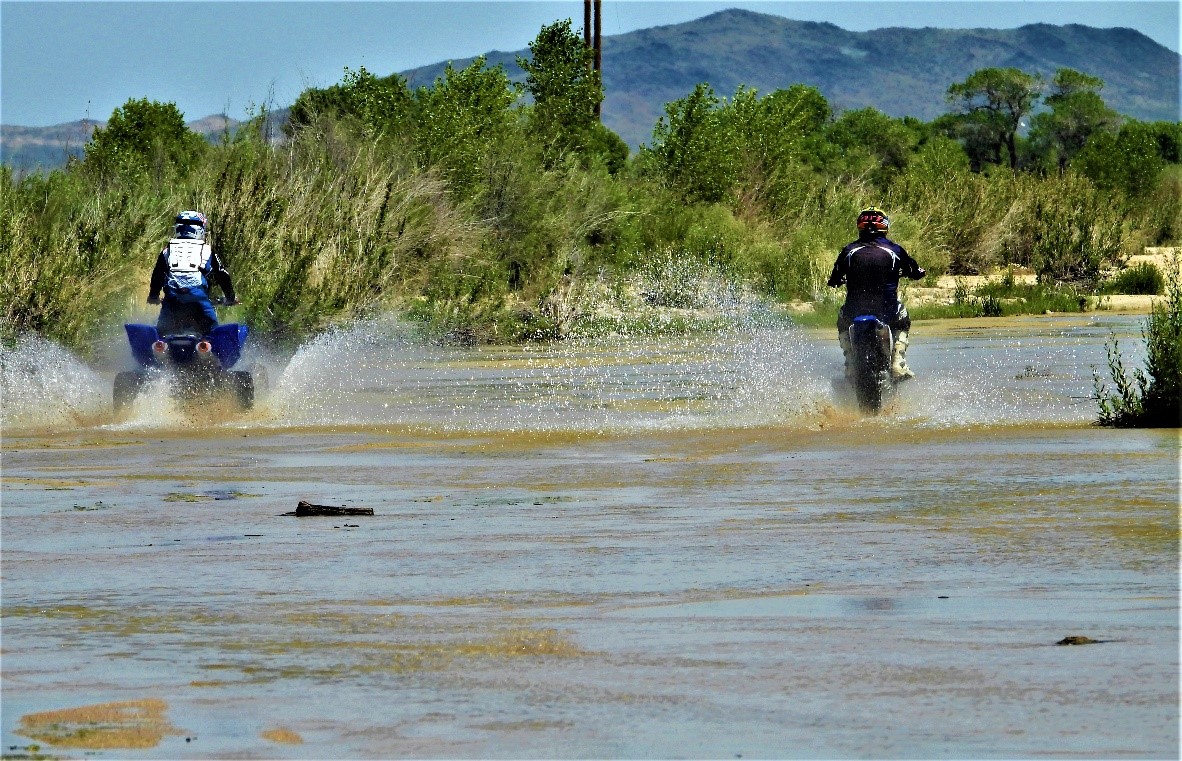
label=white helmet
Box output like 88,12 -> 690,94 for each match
175,210 -> 207,240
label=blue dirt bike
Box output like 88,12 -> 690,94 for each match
114,313 -> 265,414
847,315 -> 898,414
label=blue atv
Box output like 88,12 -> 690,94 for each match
114,321 -> 264,414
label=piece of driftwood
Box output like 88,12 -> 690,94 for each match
290,500 -> 374,517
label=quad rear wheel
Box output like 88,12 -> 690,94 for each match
113,371 -> 143,414
230,370 -> 254,410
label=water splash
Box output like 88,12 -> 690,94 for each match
260,313 -> 845,433
900,321 -> 1129,428
182,312 -> 1128,433
1,335 -> 108,432
3,313 -> 1142,436
105,374 -> 188,430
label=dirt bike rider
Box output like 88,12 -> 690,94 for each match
147,211 -> 238,336
827,207 -> 926,380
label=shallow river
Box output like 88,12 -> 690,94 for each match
1,314 -> 1178,758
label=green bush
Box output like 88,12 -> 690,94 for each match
0,164 -> 175,349
1073,123 -> 1167,200
989,171 -> 1131,284
1101,262 -> 1165,295
1094,257 -> 1182,427
83,98 -> 208,185
208,125 -> 476,342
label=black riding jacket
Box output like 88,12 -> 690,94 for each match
148,246 -> 236,304
827,233 -> 925,318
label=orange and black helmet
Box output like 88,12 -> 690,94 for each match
856,207 -> 890,234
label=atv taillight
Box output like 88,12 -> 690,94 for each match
152,340 -> 167,354
196,340 -> 212,355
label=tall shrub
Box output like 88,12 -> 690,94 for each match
990,171 -> 1130,283
83,98 -> 208,185
0,165 -> 174,349
1095,256 -> 1182,427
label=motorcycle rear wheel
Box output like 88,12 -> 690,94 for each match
854,369 -> 891,414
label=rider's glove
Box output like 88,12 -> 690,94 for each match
147,296 -> 161,305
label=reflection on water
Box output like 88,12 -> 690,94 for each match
2,312 -> 1150,434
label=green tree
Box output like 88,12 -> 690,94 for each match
1028,68 -> 1120,170
824,107 -> 918,185
946,67 -> 1043,170
1074,121 -> 1166,198
518,20 -> 601,153
727,85 -> 829,166
287,67 -> 414,139
83,98 -> 207,182
1144,121 -> 1182,163
645,83 -> 831,205
414,57 -> 520,196
644,83 -> 733,203
720,84 -> 831,215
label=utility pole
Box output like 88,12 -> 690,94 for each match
592,0 -> 603,120
582,0 -> 603,121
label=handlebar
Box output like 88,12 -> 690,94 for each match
147,297 -> 242,306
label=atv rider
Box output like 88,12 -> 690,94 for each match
827,207 -> 926,380
148,211 -> 237,336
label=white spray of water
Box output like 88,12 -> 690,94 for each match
104,374 -> 189,431
259,310 -> 840,433
0,335 -> 109,432
899,325 -> 1116,428
4,311 -> 1131,436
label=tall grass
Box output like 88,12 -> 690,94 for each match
986,171 -> 1133,284
0,165 -> 174,349
207,124 -> 478,342
2,103 -> 1178,355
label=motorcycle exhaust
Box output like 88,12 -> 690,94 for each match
196,340 -> 213,359
152,340 -> 167,356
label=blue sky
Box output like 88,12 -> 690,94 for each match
2,1 -> 1178,126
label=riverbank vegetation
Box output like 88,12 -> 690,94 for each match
2,21 -> 1180,354
1094,255 -> 1182,427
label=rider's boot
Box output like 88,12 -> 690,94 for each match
891,330 -> 915,381
839,332 -> 854,380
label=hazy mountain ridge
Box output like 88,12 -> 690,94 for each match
3,8 -> 1178,167
1,116 -> 242,171
404,9 -> 1180,147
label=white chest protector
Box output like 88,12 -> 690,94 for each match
166,239 -> 211,273
165,239 -> 213,291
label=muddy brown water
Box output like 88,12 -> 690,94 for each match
2,314 -> 1178,758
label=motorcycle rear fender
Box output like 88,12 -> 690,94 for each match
849,316 -> 893,358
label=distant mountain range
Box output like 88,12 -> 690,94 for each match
1,115 -> 241,171
4,9 -> 1178,169
403,9 -> 1180,147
